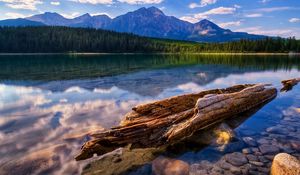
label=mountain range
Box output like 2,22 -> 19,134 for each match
0,7 -> 266,42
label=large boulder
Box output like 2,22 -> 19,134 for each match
271,153 -> 300,175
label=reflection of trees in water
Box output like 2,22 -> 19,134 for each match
0,54 -> 299,81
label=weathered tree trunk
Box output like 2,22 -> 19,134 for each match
281,78 -> 300,92
76,84 -> 277,161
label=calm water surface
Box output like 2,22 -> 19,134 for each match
0,54 -> 299,174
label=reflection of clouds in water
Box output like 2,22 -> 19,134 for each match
0,69 -> 299,174
209,70 -> 300,89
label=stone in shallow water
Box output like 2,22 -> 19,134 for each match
249,161 -> 264,167
152,156 -> 189,175
271,153 -> 300,175
247,154 -> 259,162
242,137 -> 257,147
266,126 -> 289,135
257,138 -> 271,145
259,144 -> 280,155
221,139 -> 245,153
225,152 -> 248,166
242,148 -> 253,154
290,140 -> 300,151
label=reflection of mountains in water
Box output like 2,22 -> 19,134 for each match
0,54 -> 299,81
1,54 -> 300,96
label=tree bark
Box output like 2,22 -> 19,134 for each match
76,84 -> 277,161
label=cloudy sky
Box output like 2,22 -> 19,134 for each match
0,0 -> 299,38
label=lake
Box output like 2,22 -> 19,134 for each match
0,54 -> 299,175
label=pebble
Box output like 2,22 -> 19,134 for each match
257,138 -> 270,145
225,152 -> 248,166
264,155 -> 275,161
259,144 -> 280,155
242,148 -> 252,154
266,126 -> 289,135
251,148 -> 259,153
256,167 -> 270,173
258,156 -> 269,163
249,161 -> 264,167
242,137 -> 257,147
246,154 -> 259,162
219,160 -> 233,170
152,156 -> 189,175
290,140 -> 300,151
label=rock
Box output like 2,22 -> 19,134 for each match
259,144 -> 280,155
290,141 -> 300,151
221,140 -> 245,153
247,154 -> 259,162
271,153 -> 300,175
249,161 -> 264,167
219,159 -> 233,170
190,164 -> 210,175
242,137 -> 257,147
266,126 -> 289,135
265,155 -> 275,161
225,152 -> 248,166
242,148 -> 252,154
230,166 -> 241,174
257,167 -> 270,173
257,138 -> 270,145
251,147 -> 259,153
195,160 -> 213,170
254,151 -> 263,156
152,156 -> 189,175
211,166 -> 224,174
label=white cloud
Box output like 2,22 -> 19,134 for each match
60,12 -> 80,19
189,0 -> 217,9
91,12 -> 112,18
218,21 -> 242,28
234,4 -> 241,9
180,16 -> 199,23
289,18 -> 300,23
257,7 -> 292,12
235,26 -> 300,38
189,3 -> 201,9
70,0 -> 113,5
245,13 -> 262,18
181,7 -> 236,23
200,0 -> 217,7
0,0 -> 43,10
260,0 -> 271,3
118,0 -> 163,4
5,12 -> 32,19
50,1 -> 60,5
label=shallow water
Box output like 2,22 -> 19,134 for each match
0,54 -> 299,175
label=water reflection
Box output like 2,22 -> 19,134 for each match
0,55 -> 300,174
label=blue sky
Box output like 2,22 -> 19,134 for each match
0,0 -> 299,38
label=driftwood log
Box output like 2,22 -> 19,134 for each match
281,78 -> 300,92
76,84 -> 277,161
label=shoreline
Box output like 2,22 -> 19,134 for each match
0,52 -> 300,56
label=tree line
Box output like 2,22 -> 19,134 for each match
0,26 -> 299,53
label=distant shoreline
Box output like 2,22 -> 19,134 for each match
0,52 -> 299,56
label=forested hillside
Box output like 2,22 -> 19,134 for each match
0,26 -> 299,53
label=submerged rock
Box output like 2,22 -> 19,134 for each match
242,137 -> 257,147
225,152 -> 248,166
271,153 -> 300,175
152,156 -> 189,175
259,144 -> 280,155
